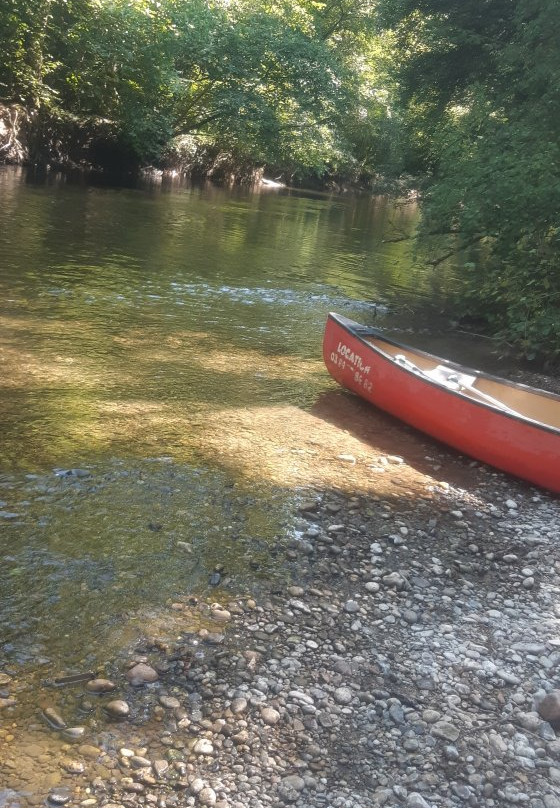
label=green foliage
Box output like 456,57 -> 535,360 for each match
0,0 -> 396,177
381,0 -> 560,360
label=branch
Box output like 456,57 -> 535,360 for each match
175,110 -> 226,134
382,235 -> 412,243
429,234 -> 486,267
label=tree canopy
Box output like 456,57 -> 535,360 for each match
0,0 -> 396,181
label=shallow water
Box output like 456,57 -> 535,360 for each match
0,166 -> 462,675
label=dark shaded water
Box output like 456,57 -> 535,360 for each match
0,166 -> 460,673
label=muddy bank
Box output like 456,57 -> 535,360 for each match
1,398 -> 560,808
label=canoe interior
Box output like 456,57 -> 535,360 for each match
363,335 -> 560,431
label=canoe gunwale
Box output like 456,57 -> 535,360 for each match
327,312 -> 560,437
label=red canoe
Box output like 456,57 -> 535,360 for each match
323,312 -> 560,493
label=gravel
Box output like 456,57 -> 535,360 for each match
1,459 -> 560,808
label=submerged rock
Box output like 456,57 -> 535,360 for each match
126,663 -> 158,686
104,699 -> 130,718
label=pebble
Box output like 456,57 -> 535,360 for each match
62,726 -> 86,743
104,699 -> 130,718
282,775 -> 305,791
4,467 -> 560,808
231,697 -> 248,714
42,706 -> 67,729
61,758 -> 86,774
48,788 -> 72,806
159,695 -> 181,709
78,744 -> 102,759
408,795 -> 431,808
261,706 -> 281,725
431,721 -> 460,742
126,663 -> 159,686
497,669 -> 521,685
538,692 -> 560,726
86,678 -> 117,693
193,738 -> 214,755
382,571 -> 408,589
198,787 -> 217,806
333,687 -> 353,705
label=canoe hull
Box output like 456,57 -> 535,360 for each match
323,313 -> 560,493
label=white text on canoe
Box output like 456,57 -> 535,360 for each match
336,343 -> 371,374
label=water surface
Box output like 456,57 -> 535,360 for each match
0,166 -> 456,673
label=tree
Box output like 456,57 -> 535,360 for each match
380,0 -> 560,359
0,0 -> 396,180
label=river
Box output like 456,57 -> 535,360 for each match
0,166 -> 466,682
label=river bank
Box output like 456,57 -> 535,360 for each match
0,104 -> 404,192
1,387 -> 560,808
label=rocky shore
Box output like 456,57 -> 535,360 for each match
2,456 -> 560,808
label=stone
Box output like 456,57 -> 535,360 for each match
48,788 -> 72,806
61,759 -> 85,775
126,663 -> 158,686
211,608 -> 231,622
121,779 -> 144,794
153,760 -> 169,778
282,775 -> 305,792
333,687 -> 353,705
78,744 -> 102,759
538,692 -> 560,726
382,572 -> 408,590
130,755 -> 151,769
62,727 -> 86,743
431,721 -> 460,742
496,669 -> 521,685
402,609 -> 419,624
86,678 -> 116,693
231,697 -> 248,714
193,738 -> 214,755
42,707 -> 67,729
190,779 -> 206,794
261,706 -> 281,725
198,787 -> 217,806
407,794 -> 431,808
104,700 -> 130,718
516,711 -> 541,732
159,695 -> 181,709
